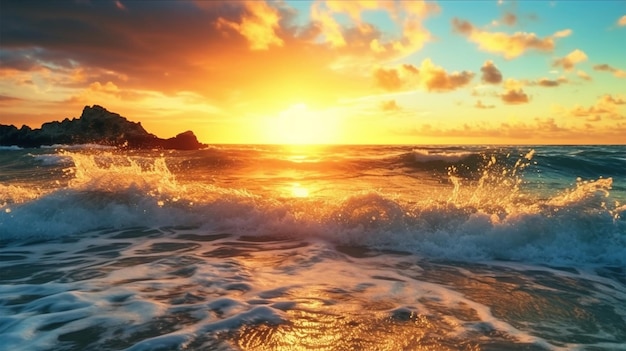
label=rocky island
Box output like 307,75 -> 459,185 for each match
0,105 -> 206,150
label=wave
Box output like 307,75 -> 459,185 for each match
0,145 -> 23,151
1,151 -> 624,266
410,148 -> 476,163
29,153 -> 75,166
39,143 -> 117,150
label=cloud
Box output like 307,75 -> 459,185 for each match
600,94 -> 626,105
310,2 -> 347,48
452,18 -> 474,34
452,18 -> 568,59
618,15 -> 626,26
593,63 -> 626,78
0,0 -> 384,118
402,63 -> 419,74
553,29 -> 572,38
400,118 -> 575,141
419,59 -> 474,92
65,81 -> 155,104
552,49 -> 587,71
474,100 -> 495,109
374,67 -> 404,91
536,78 -> 559,87
380,99 -> 401,111
310,0 -> 439,60
501,88 -> 529,104
399,118 -> 626,145
216,1 -> 284,50
577,70 -> 591,81
114,0 -> 126,11
502,12 -> 517,26
480,60 -> 502,84
503,78 -> 525,90
532,77 -> 568,87
374,59 -> 473,92
0,95 -> 24,106
569,94 -> 625,121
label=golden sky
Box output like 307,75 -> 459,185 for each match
1,0 -> 625,144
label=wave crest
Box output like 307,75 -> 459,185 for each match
1,150 -> 624,265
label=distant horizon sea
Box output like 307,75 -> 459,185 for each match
1,144 -> 625,350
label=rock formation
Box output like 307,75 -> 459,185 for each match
0,105 -> 206,150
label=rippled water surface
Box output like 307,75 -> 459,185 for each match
1,145 -> 625,350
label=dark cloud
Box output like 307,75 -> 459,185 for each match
0,1 -> 248,92
480,60 -> 502,84
501,89 -> 529,104
0,0 -> 375,112
0,49 -> 46,71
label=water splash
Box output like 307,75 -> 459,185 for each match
447,149 -> 535,210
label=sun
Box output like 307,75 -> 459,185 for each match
267,103 -> 340,144
289,183 -> 310,198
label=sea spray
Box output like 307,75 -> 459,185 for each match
1,146 -> 625,264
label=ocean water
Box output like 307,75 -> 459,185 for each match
1,144 -> 625,351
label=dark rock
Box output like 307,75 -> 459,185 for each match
163,131 -> 204,150
0,105 -> 206,149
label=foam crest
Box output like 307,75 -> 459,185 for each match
1,148 -> 625,265
40,143 -> 117,150
64,152 -> 178,193
0,184 -> 42,208
548,177 -> 612,207
30,153 -> 74,166
0,145 -> 22,150
411,148 -> 475,162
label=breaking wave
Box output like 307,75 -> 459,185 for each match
1,150 -> 624,266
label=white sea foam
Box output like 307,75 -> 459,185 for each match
411,148 -> 475,162
4,228 -> 622,350
0,145 -> 23,150
29,153 -> 74,165
39,143 -> 117,150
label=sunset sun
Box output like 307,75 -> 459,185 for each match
268,103 -> 341,145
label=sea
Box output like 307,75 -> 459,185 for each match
0,144 -> 625,351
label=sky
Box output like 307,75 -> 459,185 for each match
1,0 -> 625,144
